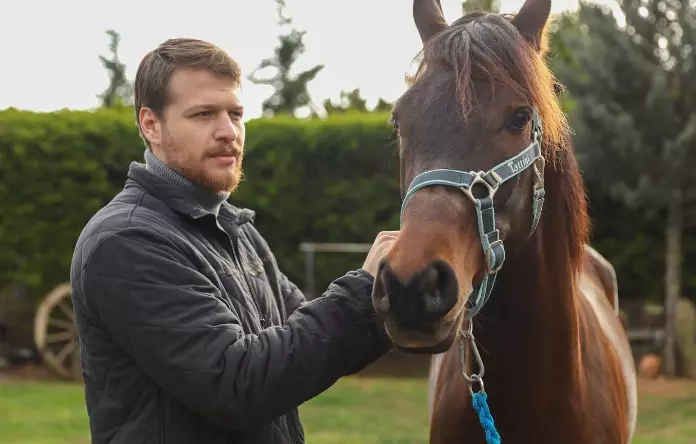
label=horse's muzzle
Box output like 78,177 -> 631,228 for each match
372,258 -> 460,350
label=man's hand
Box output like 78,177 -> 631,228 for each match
362,231 -> 399,277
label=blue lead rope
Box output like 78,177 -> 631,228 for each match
472,391 -> 501,444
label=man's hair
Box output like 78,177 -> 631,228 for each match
134,38 -> 242,140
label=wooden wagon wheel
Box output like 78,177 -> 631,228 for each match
34,283 -> 81,381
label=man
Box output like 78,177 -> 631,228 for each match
70,37 -> 396,444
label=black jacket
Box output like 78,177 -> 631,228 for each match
70,161 -> 392,444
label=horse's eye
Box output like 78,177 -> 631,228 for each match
508,108 -> 532,133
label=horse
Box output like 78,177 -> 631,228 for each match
370,0 -> 637,442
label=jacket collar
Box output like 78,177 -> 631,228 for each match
126,161 -> 256,228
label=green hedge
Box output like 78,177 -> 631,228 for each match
0,107 -> 692,314
231,112 -> 402,296
0,107 -> 143,296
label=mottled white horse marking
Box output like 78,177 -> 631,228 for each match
579,246 -> 637,443
428,352 -> 444,416
584,244 -> 620,315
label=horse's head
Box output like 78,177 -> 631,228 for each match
372,0 -> 569,352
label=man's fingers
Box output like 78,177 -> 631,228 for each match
375,239 -> 396,257
374,231 -> 399,246
372,238 -> 396,253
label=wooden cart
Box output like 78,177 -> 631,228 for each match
33,282 -> 81,381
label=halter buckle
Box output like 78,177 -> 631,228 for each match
533,156 -> 545,191
485,239 -> 504,274
460,171 -> 501,203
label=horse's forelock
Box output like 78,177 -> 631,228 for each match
411,11 -> 570,160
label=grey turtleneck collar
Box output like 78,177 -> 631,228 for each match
144,148 -> 231,216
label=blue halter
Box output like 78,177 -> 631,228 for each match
399,108 -> 546,319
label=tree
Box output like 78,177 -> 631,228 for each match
555,0 -> 696,377
247,0 -> 324,117
373,98 -> 393,113
322,88 -> 393,115
97,29 -> 133,108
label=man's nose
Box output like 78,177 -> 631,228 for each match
215,114 -> 238,142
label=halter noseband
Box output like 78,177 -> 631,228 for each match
399,108 -> 546,318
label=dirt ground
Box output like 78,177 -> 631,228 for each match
636,376 -> 696,398
0,363 -> 58,383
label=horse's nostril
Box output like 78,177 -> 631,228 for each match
373,262 -> 394,317
375,294 -> 390,316
376,272 -> 391,315
419,265 -> 440,293
421,261 -> 458,321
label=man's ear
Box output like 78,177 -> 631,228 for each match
139,107 -> 162,147
511,0 -> 552,53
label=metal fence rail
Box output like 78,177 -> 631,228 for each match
627,327 -> 666,342
299,242 -> 373,299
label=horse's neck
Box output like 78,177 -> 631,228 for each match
472,183 -> 587,424
451,236 -> 587,441
479,150 -> 586,386
486,235 -> 581,372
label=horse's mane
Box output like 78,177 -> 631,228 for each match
407,10 -> 589,273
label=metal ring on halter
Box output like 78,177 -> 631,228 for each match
468,374 -> 486,396
459,171 -> 500,203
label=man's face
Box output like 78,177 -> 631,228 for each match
140,67 -> 245,193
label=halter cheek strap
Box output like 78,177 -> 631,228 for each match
399,108 -> 545,318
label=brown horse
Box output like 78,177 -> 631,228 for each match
371,0 -> 637,442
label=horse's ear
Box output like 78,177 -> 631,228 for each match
511,0 -> 552,52
413,0 -> 448,44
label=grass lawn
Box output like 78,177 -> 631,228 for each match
0,374 -> 694,443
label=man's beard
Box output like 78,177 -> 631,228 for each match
187,154 -> 243,193
161,135 -> 243,193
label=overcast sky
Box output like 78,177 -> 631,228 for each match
1,0 -> 619,119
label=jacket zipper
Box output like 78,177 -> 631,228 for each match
231,238 -> 267,329
209,216 -> 267,329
